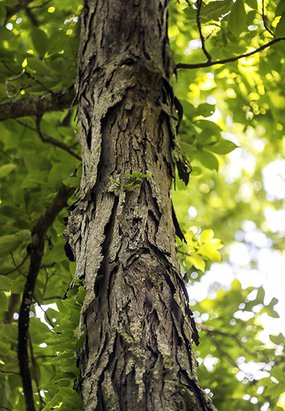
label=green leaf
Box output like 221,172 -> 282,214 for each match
269,334 -> 284,345
232,278 -> 242,291
26,57 -> 50,76
31,28 -> 49,58
207,140 -> 238,154
182,100 -> 195,120
256,287 -> 265,304
200,229 -> 214,243
197,149 -> 219,170
201,0 -> 232,21
0,230 -> 31,256
47,31 -> 68,55
199,245 -> 221,262
0,163 -> 17,178
276,0 -> 285,17
268,297 -> 278,307
229,0 -> 246,37
191,166 -> 202,176
265,306 -> 280,318
276,14 -> 285,37
197,103 -> 215,118
245,0 -> 257,9
186,253 -> 206,271
63,175 -> 80,188
194,119 -> 222,134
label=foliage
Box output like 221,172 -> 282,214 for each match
0,0 -> 284,410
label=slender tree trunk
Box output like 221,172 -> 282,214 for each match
67,1 -> 216,409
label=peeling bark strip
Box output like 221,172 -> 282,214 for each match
67,1 -> 216,410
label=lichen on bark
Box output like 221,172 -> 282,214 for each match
66,0 -> 217,410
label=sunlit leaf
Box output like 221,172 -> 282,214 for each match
229,0 -> 246,38
207,140 -> 238,154
197,149 -> 219,170
275,14 -> 285,37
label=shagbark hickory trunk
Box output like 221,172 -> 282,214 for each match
66,0 -> 216,410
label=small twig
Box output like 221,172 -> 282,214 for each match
261,0 -> 275,37
4,69 -> 54,98
35,115 -> 81,161
0,253 -> 28,276
24,71 -> 55,95
16,118 -> 80,161
33,296 -> 56,329
175,37 -> 285,70
0,369 -> 20,375
196,0 -> 212,62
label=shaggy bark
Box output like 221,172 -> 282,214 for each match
66,1 -> 216,410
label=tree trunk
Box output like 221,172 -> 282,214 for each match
66,1 -> 216,410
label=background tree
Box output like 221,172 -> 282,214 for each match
0,0 -> 284,410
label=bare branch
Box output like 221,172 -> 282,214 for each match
175,37 -> 285,70
196,0 -> 212,62
17,184 -> 75,411
0,86 -> 75,121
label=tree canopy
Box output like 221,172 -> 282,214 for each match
0,0 -> 284,410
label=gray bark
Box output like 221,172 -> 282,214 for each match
66,1 -> 216,410
0,86 -> 74,121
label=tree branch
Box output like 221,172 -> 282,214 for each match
196,0 -> 212,62
261,0 -> 274,37
0,86 -> 75,121
28,336 -> 45,409
0,253 -> 28,276
175,37 -> 285,70
17,184 -> 75,411
35,115 -> 81,161
24,7 -> 39,27
6,0 -> 36,20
